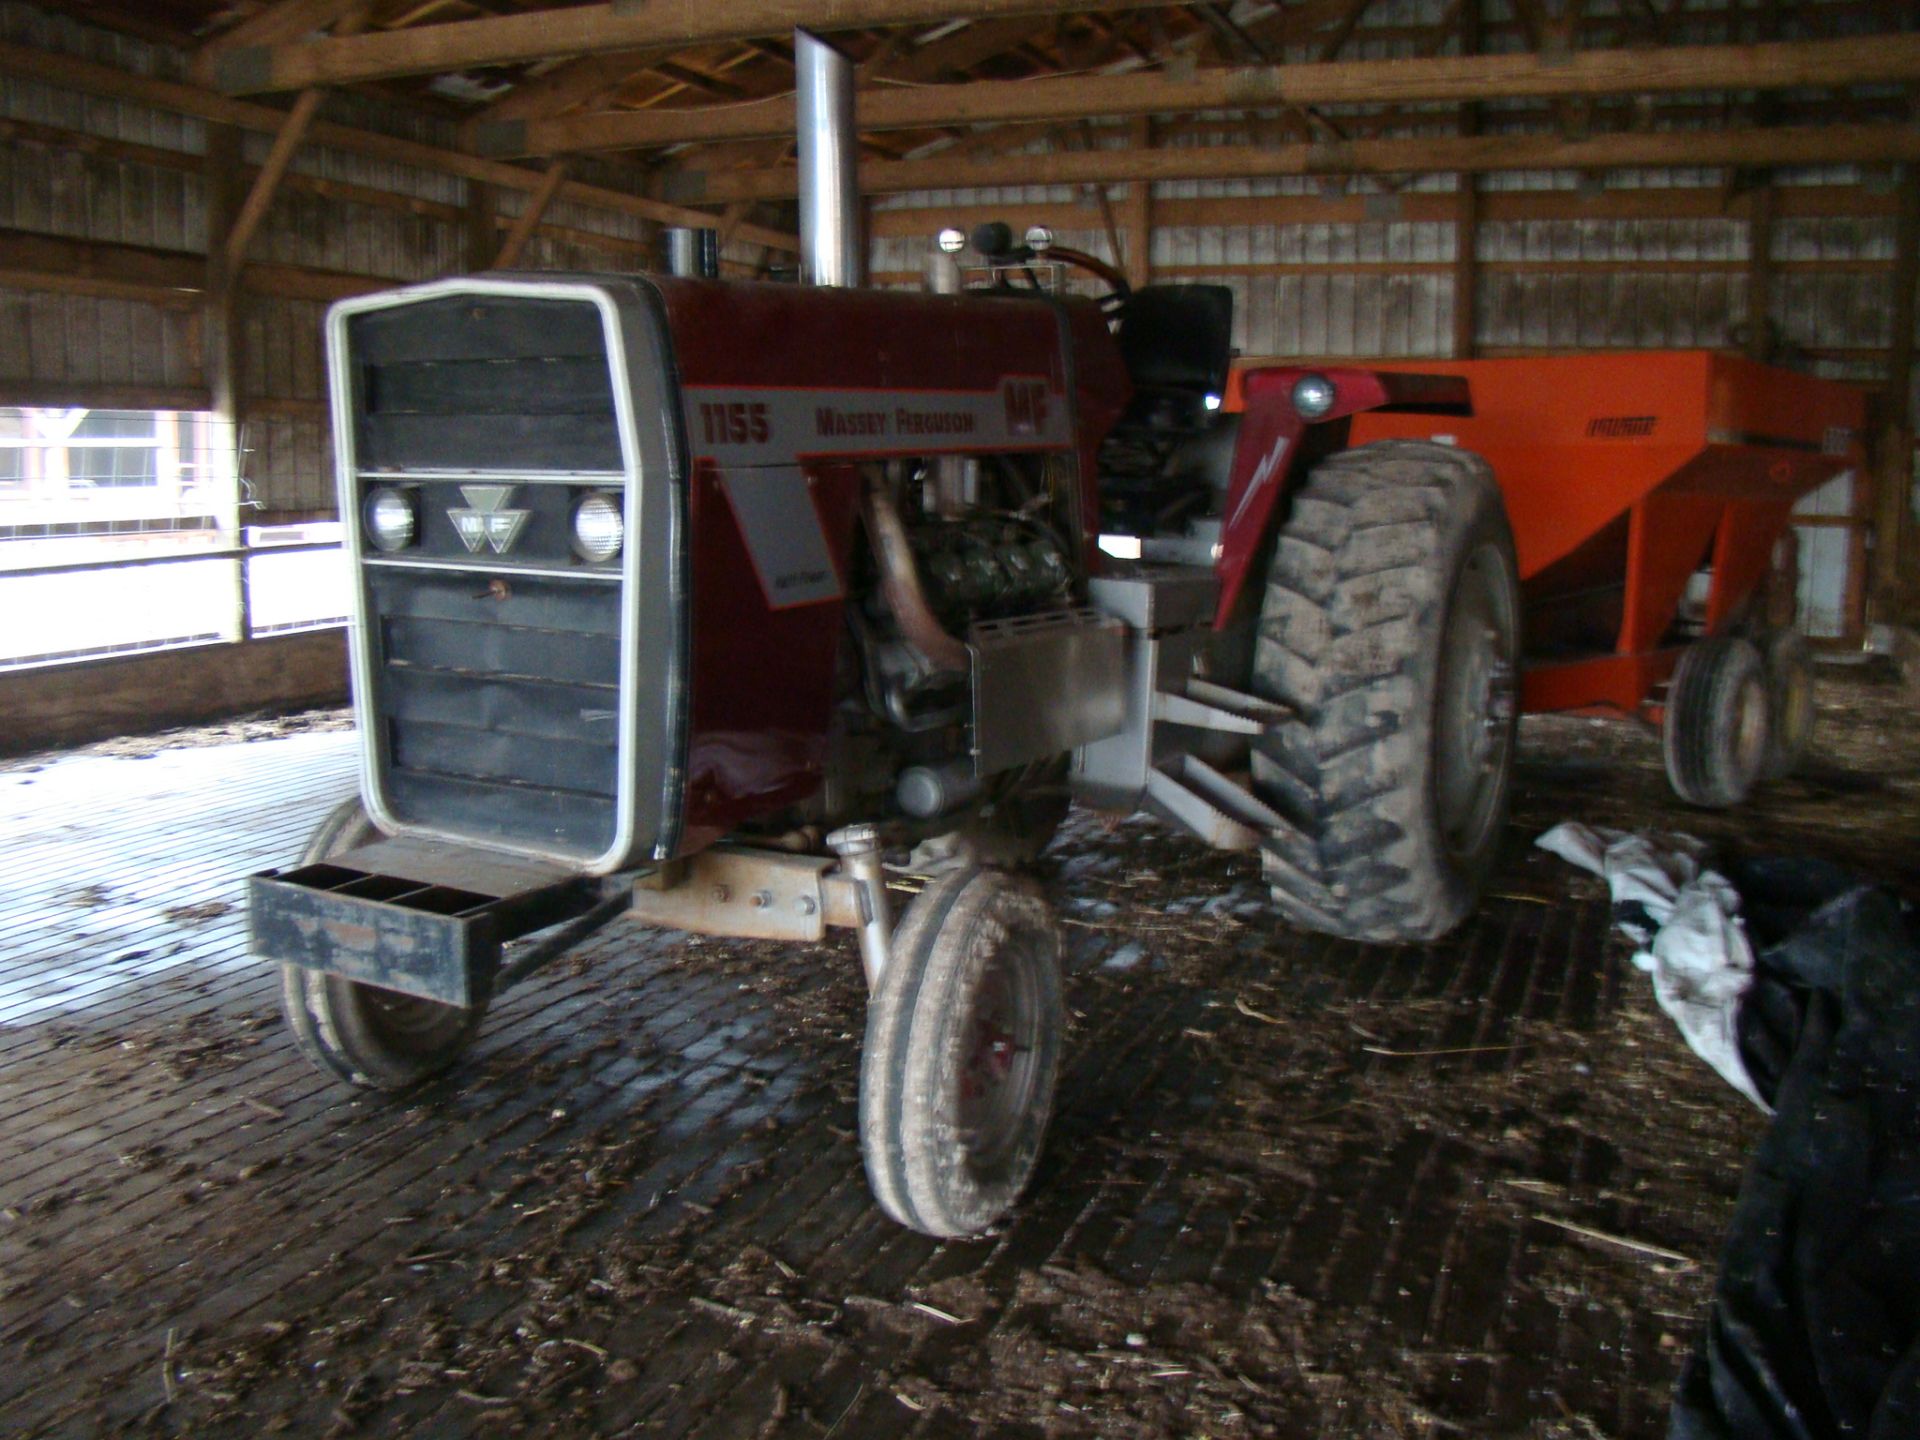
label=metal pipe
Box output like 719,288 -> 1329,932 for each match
861,469 -> 970,675
924,249 -> 962,295
896,758 -> 985,819
795,29 -> 862,287
664,227 -> 718,278
827,823 -> 892,989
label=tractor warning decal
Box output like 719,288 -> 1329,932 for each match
683,379 -> 1069,464
717,465 -> 843,610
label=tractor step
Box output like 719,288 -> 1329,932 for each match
1153,677 -> 1290,734
1145,753 -> 1289,851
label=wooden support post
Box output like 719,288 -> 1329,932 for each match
1745,183 -> 1776,360
1123,116 -> 1152,288
203,122 -> 248,641
463,180 -> 495,273
221,7 -> 366,277
1452,0 -> 1481,358
203,124 -> 245,424
1077,121 -> 1126,271
223,87 -> 324,274
1874,165 -> 1919,623
492,160 -> 570,268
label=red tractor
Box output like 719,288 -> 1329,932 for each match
252,47 -> 1863,1237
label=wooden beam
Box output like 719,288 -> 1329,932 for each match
222,88 -> 326,274
1452,0 -> 1481,358
1886,167 -> 1919,434
1744,182 -> 1776,360
492,160 -> 570,267
196,0 -> 368,68
482,32 -> 1920,156
1122,116 -> 1151,287
203,124 -> 246,423
210,1 -> 1191,92
0,227 -> 204,298
0,227 -> 422,307
223,6 -> 367,282
468,17 -> 1062,157
463,179 -> 495,272
0,39 -> 798,254
1875,165 -> 1919,621
684,124 -> 1920,201
880,17 -> 1065,82
0,380 -> 216,413
866,181 -> 1896,242
463,47 -> 671,131
1316,0 -> 1378,62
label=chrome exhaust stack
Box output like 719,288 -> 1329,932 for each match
795,29 -> 862,288
664,226 -> 719,278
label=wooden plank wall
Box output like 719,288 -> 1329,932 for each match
0,2 -> 766,521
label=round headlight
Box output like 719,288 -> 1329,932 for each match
936,227 -> 967,255
1023,224 -> 1055,254
1291,373 -> 1337,420
364,486 -> 416,552
572,491 -> 624,563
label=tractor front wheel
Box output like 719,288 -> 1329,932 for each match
279,797 -> 485,1091
1249,440 -> 1521,944
859,867 -> 1063,1237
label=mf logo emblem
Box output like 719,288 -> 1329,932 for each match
448,484 -> 530,555
1002,378 -> 1048,438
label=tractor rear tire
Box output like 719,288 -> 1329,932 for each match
280,797 -> 485,1091
1662,636 -> 1769,808
1758,628 -> 1815,782
1249,440 -> 1521,944
860,867 -> 1063,1237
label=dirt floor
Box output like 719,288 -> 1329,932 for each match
1,664 -> 1915,1439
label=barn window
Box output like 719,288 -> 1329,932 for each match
0,408 -> 345,670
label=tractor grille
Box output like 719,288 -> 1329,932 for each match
342,292 -> 634,862
367,566 -> 622,858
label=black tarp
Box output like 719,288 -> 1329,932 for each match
1670,859 -> 1920,1440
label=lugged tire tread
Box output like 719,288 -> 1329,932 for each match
1249,439 -> 1516,943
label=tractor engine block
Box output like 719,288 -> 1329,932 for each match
911,516 -> 1074,632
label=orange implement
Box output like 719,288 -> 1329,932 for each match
1237,352 -> 1867,716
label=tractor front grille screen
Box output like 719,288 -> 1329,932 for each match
344,294 -> 629,860
367,567 -> 621,857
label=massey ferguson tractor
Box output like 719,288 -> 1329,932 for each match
249,34 -> 1864,1238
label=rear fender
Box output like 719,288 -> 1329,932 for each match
1214,367 -> 1472,627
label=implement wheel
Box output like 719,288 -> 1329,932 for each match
1758,628 -> 1815,782
1250,440 -> 1520,944
860,868 -> 1063,1237
1663,637 -> 1770,808
279,798 -> 484,1091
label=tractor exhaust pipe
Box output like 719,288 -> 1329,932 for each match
796,30 -> 862,288
664,227 -> 719,278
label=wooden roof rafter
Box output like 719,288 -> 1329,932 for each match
472,31 -> 1920,160
207,0 -> 1202,93
671,120 -> 1920,203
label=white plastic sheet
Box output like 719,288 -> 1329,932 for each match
1537,822 -> 1767,1111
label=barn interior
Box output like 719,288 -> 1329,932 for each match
2,1 -> 1919,1436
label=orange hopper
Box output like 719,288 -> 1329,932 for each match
1323,351 -> 1868,717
